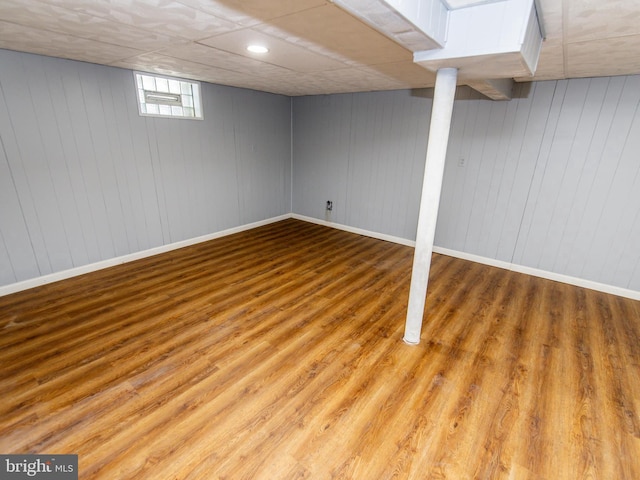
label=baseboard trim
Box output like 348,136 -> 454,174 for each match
432,246 -> 640,301
0,214 -> 292,297
4,213 -> 638,302
292,215 -> 640,301
291,214 -> 416,247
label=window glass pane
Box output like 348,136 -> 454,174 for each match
171,105 -> 184,116
168,80 -> 181,94
156,78 -> 169,93
142,75 -> 156,91
181,83 -> 192,95
182,95 -> 193,108
183,107 -> 194,117
146,103 -> 159,114
159,105 -> 172,115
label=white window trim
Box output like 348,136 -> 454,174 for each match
134,71 -> 204,120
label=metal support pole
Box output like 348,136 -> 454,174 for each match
403,67 -> 458,345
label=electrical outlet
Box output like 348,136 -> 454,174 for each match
326,200 -> 333,211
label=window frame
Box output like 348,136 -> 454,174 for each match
134,71 -> 204,120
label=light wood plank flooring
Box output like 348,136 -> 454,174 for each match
1,219 -> 639,479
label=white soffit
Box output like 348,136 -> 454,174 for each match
442,0 -> 506,9
331,0 -> 449,51
413,0 -> 543,79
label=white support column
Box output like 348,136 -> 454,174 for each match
403,67 -> 458,345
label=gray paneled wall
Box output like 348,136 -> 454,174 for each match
2,46 -> 639,293
292,90 -> 431,240
0,49 -> 291,287
438,78 -> 640,291
293,79 -> 640,292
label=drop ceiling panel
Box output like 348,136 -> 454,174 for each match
262,4 -> 413,66
112,52 -> 241,80
565,0 -> 640,43
537,0 -> 563,38
199,28 -> 347,72
204,0 -> 328,21
41,0 -> 242,40
170,0 -> 262,26
0,0 -> 639,96
566,34 -> 640,78
157,42 -> 294,75
0,20 -> 144,64
111,52 -> 295,95
0,0 -> 184,51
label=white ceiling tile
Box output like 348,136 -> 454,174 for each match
0,0 -> 639,96
566,35 -> 640,78
566,0 -> 640,43
111,52 -> 236,78
0,0 -> 185,50
198,28 -> 347,73
536,0 -> 563,40
39,0 -> 242,40
195,0 -> 329,21
159,42 -> 300,76
0,20 -> 144,64
261,4 -> 413,66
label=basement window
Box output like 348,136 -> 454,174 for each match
135,72 -> 203,120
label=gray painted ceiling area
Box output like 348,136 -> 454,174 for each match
0,0 -> 639,96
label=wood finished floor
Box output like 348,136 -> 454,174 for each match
1,219 -> 639,479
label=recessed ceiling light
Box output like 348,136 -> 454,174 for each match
247,45 -> 269,54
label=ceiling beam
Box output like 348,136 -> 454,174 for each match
465,78 -> 514,100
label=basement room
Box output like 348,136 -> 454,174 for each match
1,0 -> 639,478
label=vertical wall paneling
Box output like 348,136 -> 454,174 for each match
230,89 -> 291,225
535,77 -> 613,273
441,77 -> 640,291
24,56 -> 85,270
3,46 -> 640,294
557,77 -> 626,279
469,86 -> 520,259
293,89 -> 430,240
292,94 -> 353,225
493,81 -> 558,263
201,84 -> 241,231
0,49 -> 291,289
511,79 -> 580,269
43,58 -> 97,266
0,129 -> 33,284
591,75 -> 640,285
1,55 -> 64,277
293,77 -> 640,292
62,65 -> 118,261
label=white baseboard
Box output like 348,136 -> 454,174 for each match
432,246 -> 640,301
293,215 -> 640,301
4,213 -> 639,302
0,214 -> 292,297
291,214 -> 416,247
